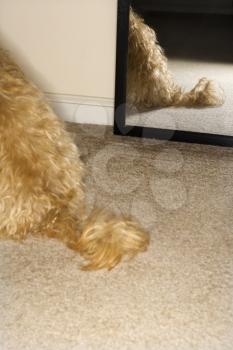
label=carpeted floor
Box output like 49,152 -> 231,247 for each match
0,123 -> 233,350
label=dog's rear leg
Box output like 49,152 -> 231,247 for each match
39,208 -> 82,250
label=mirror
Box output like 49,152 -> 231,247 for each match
114,0 -> 233,146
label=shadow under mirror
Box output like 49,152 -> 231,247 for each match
126,0 -> 233,137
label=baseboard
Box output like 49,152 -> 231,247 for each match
46,93 -> 114,125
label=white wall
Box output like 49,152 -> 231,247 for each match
0,0 -> 118,124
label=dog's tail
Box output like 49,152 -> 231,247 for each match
76,209 -> 150,270
44,207 -> 149,270
171,77 -> 225,108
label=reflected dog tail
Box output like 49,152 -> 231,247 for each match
128,9 -> 225,109
172,77 -> 225,108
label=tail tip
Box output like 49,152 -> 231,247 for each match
78,209 -> 150,271
194,77 -> 225,107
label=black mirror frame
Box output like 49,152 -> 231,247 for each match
114,0 -> 233,147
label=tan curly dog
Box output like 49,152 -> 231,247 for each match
0,48 -> 149,270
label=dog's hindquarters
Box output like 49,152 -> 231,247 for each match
0,48 -> 149,270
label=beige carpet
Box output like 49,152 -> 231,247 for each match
126,59 -> 233,136
1,123 -> 233,350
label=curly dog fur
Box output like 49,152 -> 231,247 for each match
128,9 -> 225,109
0,48 -> 149,270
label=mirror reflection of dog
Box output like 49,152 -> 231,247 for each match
0,49 -> 149,270
128,9 -> 224,110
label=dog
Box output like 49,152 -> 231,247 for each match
128,9 -> 224,109
0,48 -> 149,270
